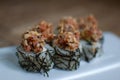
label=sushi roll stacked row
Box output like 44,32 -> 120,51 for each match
16,15 -> 104,76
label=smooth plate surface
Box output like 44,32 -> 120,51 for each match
0,32 -> 120,80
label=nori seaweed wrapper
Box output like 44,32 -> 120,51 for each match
53,47 -> 81,70
16,46 -> 54,76
81,37 -> 104,62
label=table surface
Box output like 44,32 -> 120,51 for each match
0,0 -> 120,47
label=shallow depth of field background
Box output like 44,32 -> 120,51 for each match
0,0 -> 120,47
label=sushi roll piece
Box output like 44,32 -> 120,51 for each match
33,21 -> 55,46
31,21 -> 56,58
78,15 -> 104,62
53,32 -> 81,70
16,30 -> 54,76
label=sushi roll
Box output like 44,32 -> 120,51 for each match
78,15 -> 104,62
53,17 -> 81,70
53,32 -> 81,70
33,21 -> 55,46
16,30 -> 54,76
32,21 -> 56,58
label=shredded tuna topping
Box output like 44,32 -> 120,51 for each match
54,32 -> 79,51
58,17 -> 79,33
20,15 -> 103,52
33,21 -> 55,43
57,17 -> 80,40
78,15 -> 103,42
21,30 -> 45,53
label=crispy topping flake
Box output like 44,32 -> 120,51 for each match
21,30 -> 45,53
58,17 -> 79,33
78,15 -> 102,42
54,32 -> 79,51
34,21 -> 55,43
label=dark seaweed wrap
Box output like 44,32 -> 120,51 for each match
16,46 -> 54,76
53,47 -> 81,70
81,37 -> 104,62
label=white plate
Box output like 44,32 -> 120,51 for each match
0,32 -> 120,80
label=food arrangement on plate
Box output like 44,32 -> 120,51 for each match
16,15 -> 104,76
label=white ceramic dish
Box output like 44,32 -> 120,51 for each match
0,32 -> 120,80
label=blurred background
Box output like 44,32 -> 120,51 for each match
0,0 -> 120,47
